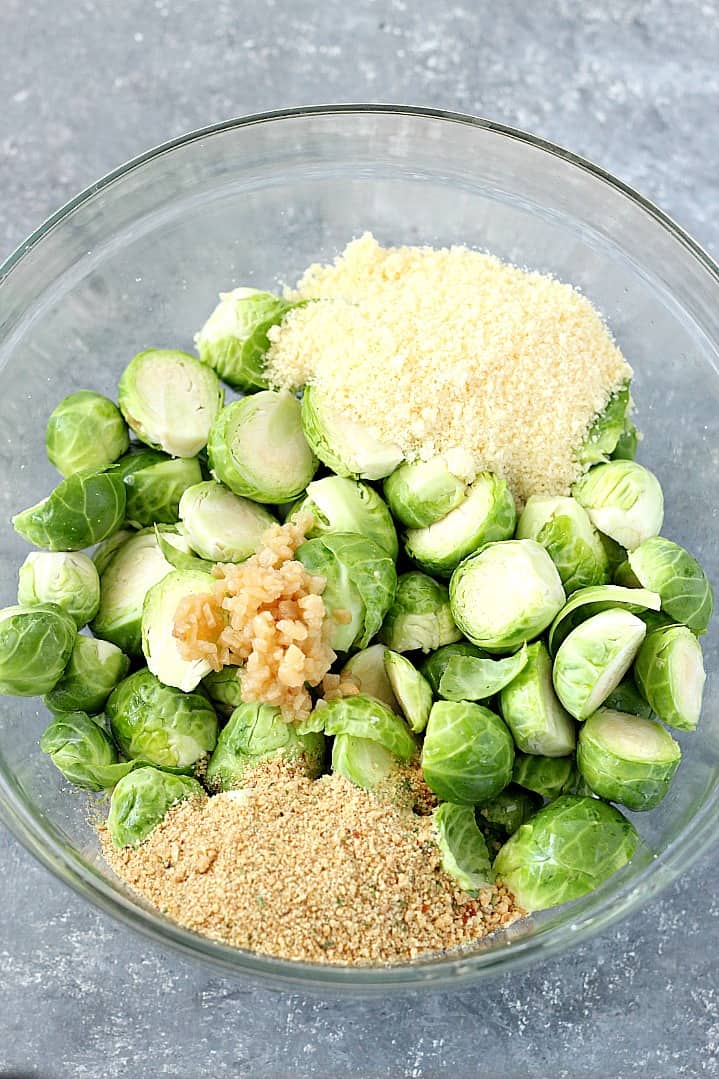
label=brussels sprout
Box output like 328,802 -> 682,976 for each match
383,452 -> 476,528
603,677 -> 653,719
118,349 -> 224,458
516,495 -> 610,594
477,785 -> 543,837
450,540 -> 565,653
493,795 -> 638,912
379,572 -> 461,654
600,533 -> 629,577
432,802 -> 494,894
573,460 -> 664,551
421,701 -> 514,805
194,287 -> 298,391
208,391 -> 317,504
384,651 -> 433,733
206,700 -> 325,791
44,635 -> 130,715
296,533 -> 397,652
548,584 -> 661,655
322,694 -> 417,760
141,568 -> 216,691
92,529 -> 136,576
341,644 -> 399,711
300,384 -> 403,481
18,550 -> 101,628
577,708 -> 681,811
499,641 -> 576,756
0,604 -> 77,696
331,734 -> 398,791
553,608 -> 647,720
438,645 -> 529,703
611,424 -> 638,461
404,472 -> 516,578
511,752 -> 577,800
420,642 -> 485,695
116,448 -> 203,528
46,391 -> 129,477
178,480 -> 276,563
106,668 -> 218,769
108,767 -> 205,848
201,666 -> 244,717
634,625 -> 706,731
576,384 -> 631,468
153,527 -> 214,574
40,711 -> 137,791
623,536 -> 713,635
292,476 -> 398,559
13,471 -> 126,551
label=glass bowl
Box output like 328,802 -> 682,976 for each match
1,105 -> 718,993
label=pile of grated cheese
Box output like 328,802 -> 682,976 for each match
265,233 -> 632,504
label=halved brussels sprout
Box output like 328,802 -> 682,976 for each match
141,568 -> 217,691
573,460 -> 664,551
0,604 -> 77,696
108,767 -> 205,848
92,529 -> 136,576
576,384 -> 631,468
577,708 -> 681,811
40,711 -> 136,791
118,349 -> 224,457
511,752 -> 577,800
450,540 -> 565,653
477,785 -> 543,837
623,536 -> 713,634
499,641 -> 576,756
548,584 -> 661,655
292,475 -> 398,559
300,384 -> 403,481
493,794 -> 638,911
379,572 -> 461,654
201,666 -> 244,718
383,452 -> 476,528
46,390 -> 129,477
18,551 -> 101,628
208,391 -> 317,504
341,644 -> 399,711
194,287 -> 298,391
432,802 -> 494,894
599,677 -> 652,720
205,701 -> 325,791
106,668 -> 218,770
384,650 -> 433,733
404,472 -> 516,578
44,635 -> 130,715
553,608 -> 646,720
13,471 -> 126,551
634,625 -> 706,731
438,645 -> 529,703
331,734 -> 398,791
516,495 -> 609,594
116,448 -> 203,528
421,701 -> 514,805
420,642 -> 485,695
178,480 -> 276,563
322,694 -> 416,760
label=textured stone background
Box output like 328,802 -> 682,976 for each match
1,1 -> 718,1076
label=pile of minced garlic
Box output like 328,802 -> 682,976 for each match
266,232 -> 632,504
103,759 -> 521,964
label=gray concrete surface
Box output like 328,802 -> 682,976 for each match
1,1 -> 718,1075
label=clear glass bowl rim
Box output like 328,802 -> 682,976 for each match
1,103 -> 718,993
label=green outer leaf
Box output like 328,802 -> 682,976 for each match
511,752 -> 577,800
321,695 -> 416,760
498,641 -> 576,756
40,710 -> 137,791
548,584 -> 661,655
432,802 -> 494,894
13,471 -> 127,551
611,424 -> 638,461
0,604 -> 77,696
634,625 -> 706,731
108,767 -> 205,848
477,785 -> 543,837
44,635 -> 130,715
420,642 -> 486,695
195,289 -> 298,392
379,571 -> 461,654
46,390 -> 130,477
552,609 -> 646,720
384,650 -> 433,733
293,475 -> 398,559
602,677 -> 653,719
154,527 -> 215,573
577,709 -> 681,811
421,700 -> 514,805
577,383 -> 630,467
628,536 -> 713,634
331,734 -> 397,791
438,644 -> 528,702
117,450 -> 203,528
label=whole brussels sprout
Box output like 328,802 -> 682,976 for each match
116,447 -> 203,528
46,391 -> 129,477
379,572 -> 461,654
499,641 -> 576,757
573,460 -> 664,551
206,701 -> 325,791
0,604 -> 77,696
421,700 -> 514,805
300,384 -> 403,481
634,625 -> 706,731
384,452 -> 476,528
383,650 -> 433,733
552,608 -> 646,720
141,568 -> 216,692
13,471 -> 127,551
577,708 -> 681,811
18,550 -> 101,628
477,785 -> 543,837
44,635 -> 130,715
178,480 -> 276,563
576,384 -> 631,468
432,802 -> 494,894
40,711 -> 136,791
108,767 -> 205,848
623,536 -> 713,635
292,475 -> 398,559
516,495 -> 610,595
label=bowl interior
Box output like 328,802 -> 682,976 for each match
1,108 -> 719,989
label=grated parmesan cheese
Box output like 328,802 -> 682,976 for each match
265,233 -> 632,504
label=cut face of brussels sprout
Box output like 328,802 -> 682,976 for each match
577,384 -> 630,468
206,701 -> 325,791
379,572 -> 461,654
179,481 -> 277,563
194,287 -> 297,391
297,533 -> 397,652
341,644 -> 400,712
321,695 -> 416,760
293,475 -> 398,559
106,668 -> 218,769
40,711 -> 137,791
383,455 -> 474,529
18,551 -> 101,628
116,448 -> 203,528
602,677 -> 653,719
44,635 -> 130,715
300,385 -> 404,481
331,734 -> 397,791
119,349 -> 224,457
92,529 -> 135,576
548,584 -> 661,655
384,650 -> 433,733
573,460 -> 664,551
634,625 -> 706,731
420,642 -> 485,695
405,472 -> 516,578
626,536 -> 714,634
438,645 -> 529,703
511,752 -> 577,800
141,568 -> 216,691
552,608 -> 647,720
421,700 -> 514,805
493,795 -> 638,912
577,708 -> 681,811
477,785 -> 543,837
46,390 -> 129,477
208,391 -> 317,503
516,495 -> 610,595
450,540 -> 565,653
499,641 -> 576,756
0,604 -> 77,696
201,666 -> 244,717
13,471 -> 126,551
108,767 -> 205,848
432,803 -> 494,894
